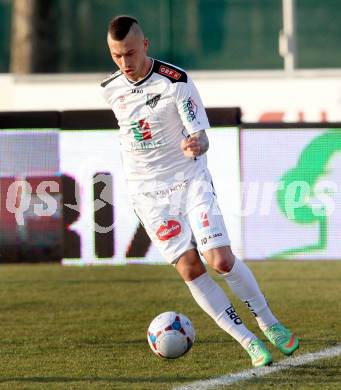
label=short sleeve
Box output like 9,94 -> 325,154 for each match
175,76 -> 210,134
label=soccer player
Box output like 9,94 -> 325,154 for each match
101,15 -> 299,367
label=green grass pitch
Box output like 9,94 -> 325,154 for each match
0,261 -> 340,389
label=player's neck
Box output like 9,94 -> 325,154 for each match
130,57 -> 153,83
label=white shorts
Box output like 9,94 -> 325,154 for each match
130,170 -> 231,264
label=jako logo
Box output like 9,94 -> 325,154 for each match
225,305 -> 243,325
156,220 -> 181,241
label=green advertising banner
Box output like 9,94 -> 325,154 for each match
241,127 -> 341,260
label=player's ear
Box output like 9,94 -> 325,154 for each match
143,38 -> 149,52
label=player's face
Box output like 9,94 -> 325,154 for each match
108,29 -> 149,82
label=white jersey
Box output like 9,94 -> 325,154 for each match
101,59 -> 210,194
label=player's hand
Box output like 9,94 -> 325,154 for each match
181,136 -> 201,158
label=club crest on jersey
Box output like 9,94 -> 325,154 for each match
156,220 -> 181,241
183,97 -> 198,122
146,93 -> 161,109
159,65 -> 181,80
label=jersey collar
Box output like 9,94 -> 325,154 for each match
124,58 -> 155,87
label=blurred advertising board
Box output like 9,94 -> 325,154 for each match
2,111 -> 340,263
241,126 -> 341,260
0,130 -> 62,262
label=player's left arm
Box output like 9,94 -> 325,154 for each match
181,130 -> 209,158
175,75 -> 211,159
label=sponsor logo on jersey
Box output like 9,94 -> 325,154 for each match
117,95 -> 127,111
183,97 -> 198,122
201,232 -> 223,245
146,93 -> 161,108
131,140 -> 165,150
197,212 -> 209,229
132,88 -> 144,93
132,119 -> 152,141
156,220 -> 181,241
130,119 -> 166,150
142,180 -> 188,199
159,65 -> 181,80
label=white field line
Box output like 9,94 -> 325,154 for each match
172,345 -> 341,390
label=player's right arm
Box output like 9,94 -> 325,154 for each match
181,130 -> 209,158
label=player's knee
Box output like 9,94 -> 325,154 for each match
181,266 -> 205,281
210,254 -> 235,274
176,249 -> 206,281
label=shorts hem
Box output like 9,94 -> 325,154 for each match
200,241 -> 231,254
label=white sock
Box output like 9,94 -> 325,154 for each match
185,272 -> 256,348
222,258 -> 278,331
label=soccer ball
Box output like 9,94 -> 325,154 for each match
147,311 -> 195,359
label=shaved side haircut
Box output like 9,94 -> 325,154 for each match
108,15 -> 139,41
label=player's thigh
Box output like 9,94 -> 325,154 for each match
131,195 -> 195,264
186,186 -> 230,254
